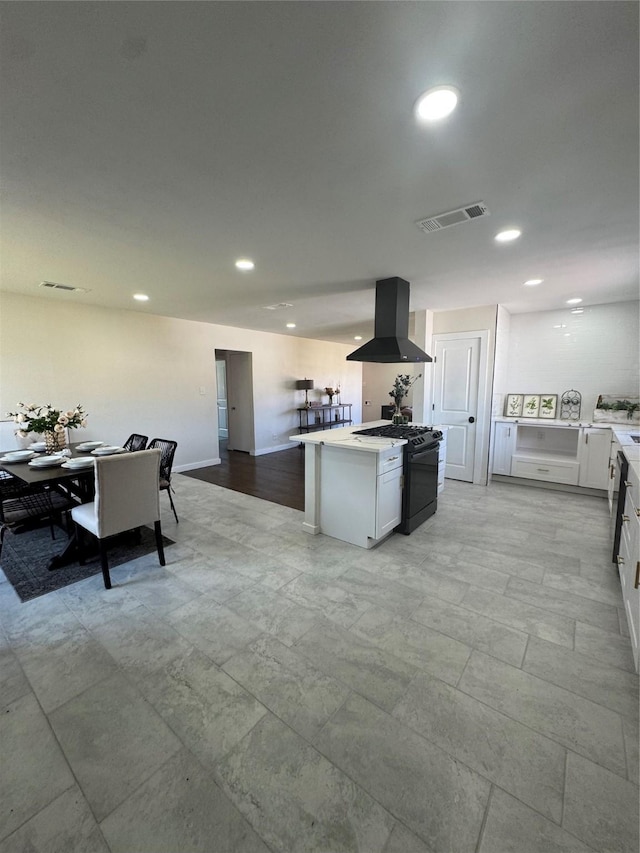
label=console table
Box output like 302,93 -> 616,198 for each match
298,404 -> 352,434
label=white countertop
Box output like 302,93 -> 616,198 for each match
290,420 -> 441,454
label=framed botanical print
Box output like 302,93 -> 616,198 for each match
504,394 -> 523,417
539,395 -> 558,419
522,394 -> 540,417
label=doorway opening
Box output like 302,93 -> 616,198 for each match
214,349 -> 255,454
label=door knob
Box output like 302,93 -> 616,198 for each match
468,416 -> 475,423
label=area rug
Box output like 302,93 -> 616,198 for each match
0,525 -> 175,602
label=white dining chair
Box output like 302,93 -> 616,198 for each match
71,448 -> 165,589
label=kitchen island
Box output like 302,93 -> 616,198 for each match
291,420 -> 445,549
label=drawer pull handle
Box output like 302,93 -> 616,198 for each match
537,468 -> 550,472
386,456 -> 399,463
617,555 -> 625,566
635,562 -> 640,590
610,464 -> 615,479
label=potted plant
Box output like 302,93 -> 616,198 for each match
389,374 -> 421,423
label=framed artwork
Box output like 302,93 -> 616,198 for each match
522,395 -> 540,417
539,394 -> 558,419
504,394 -> 523,417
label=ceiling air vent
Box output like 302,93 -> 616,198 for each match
416,201 -> 490,234
39,281 -> 88,293
262,302 -> 293,311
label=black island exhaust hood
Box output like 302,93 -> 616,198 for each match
346,277 -> 432,363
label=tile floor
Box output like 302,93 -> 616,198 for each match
1,476 -> 638,853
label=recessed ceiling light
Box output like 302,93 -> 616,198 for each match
133,293 -> 149,301
286,323 -> 296,329
495,229 -> 521,243
414,86 -> 459,122
354,336 -> 363,341
235,258 -> 255,271
566,298 -> 582,305
570,308 -> 584,314
564,333 -> 571,337
523,279 -> 543,287
553,324 -> 567,329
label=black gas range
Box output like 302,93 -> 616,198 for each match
352,424 -> 442,453
352,424 -> 443,533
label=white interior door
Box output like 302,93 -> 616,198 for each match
433,333 -> 481,482
215,359 -> 228,439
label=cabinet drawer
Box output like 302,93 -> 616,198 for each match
511,456 -> 579,485
377,448 -> 404,475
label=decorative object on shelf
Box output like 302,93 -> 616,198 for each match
7,402 -> 87,452
593,394 -> 640,423
522,395 -> 540,418
389,373 -> 422,416
504,394 -> 524,417
324,387 -> 335,404
539,395 -> 558,419
560,389 -> 581,421
295,378 -> 314,408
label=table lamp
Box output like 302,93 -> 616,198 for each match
296,378 -> 314,408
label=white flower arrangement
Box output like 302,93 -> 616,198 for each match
7,402 -> 88,438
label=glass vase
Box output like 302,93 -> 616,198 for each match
44,429 -> 66,454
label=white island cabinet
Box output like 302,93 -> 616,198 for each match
291,420 -> 444,549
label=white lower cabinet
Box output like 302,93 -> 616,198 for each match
617,468 -> 639,672
492,422 -> 517,475
319,444 -> 403,548
375,466 -> 403,539
578,428 -> 611,489
491,421 -> 610,490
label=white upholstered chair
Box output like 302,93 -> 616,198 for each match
71,448 -> 165,589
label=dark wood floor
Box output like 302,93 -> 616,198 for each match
182,441 -> 305,511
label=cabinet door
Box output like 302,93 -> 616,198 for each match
492,422 -> 517,475
375,468 -> 403,539
578,428 -> 611,489
618,485 -> 639,672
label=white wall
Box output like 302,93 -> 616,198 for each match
504,301 -> 640,417
493,304 -> 512,416
361,364 -> 423,422
0,292 -> 362,467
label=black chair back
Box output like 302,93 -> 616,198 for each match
148,438 -> 179,523
123,433 -> 148,452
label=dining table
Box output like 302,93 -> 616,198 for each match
0,443 -> 116,569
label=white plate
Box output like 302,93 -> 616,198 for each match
29,442 -> 47,451
62,460 -> 94,470
91,446 -> 126,456
28,456 -> 64,468
66,456 -> 95,467
76,441 -> 104,451
1,452 -> 35,463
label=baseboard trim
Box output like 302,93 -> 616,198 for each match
251,443 -> 295,456
491,474 -> 607,499
175,458 -> 221,473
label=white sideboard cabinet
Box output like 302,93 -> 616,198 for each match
491,420 -> 610,490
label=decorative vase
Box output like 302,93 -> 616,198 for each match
44,429 -> 66,454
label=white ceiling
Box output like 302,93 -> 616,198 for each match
1,2 -> 638,345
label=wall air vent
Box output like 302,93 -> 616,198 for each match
416,201 -> 490,234
39,281 -> 88,293
262,302 -> 293,310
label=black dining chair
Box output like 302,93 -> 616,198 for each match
147,438 -> 178,523
123,433 -> 148,452
0,471 -> 73,557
